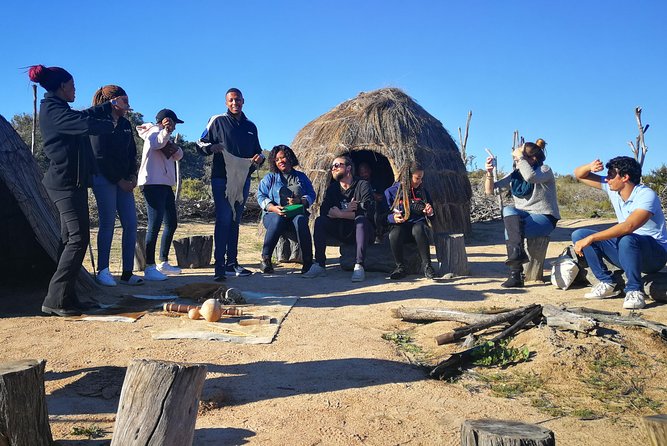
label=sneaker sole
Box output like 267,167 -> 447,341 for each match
584,290 -> 620,299
225,271 -> 252,277
623,302 -> 646,310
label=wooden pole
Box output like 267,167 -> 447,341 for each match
392,307 -> 510,324
111,359 -> 207,446
0,359 -> 53,446
31,84 -> 37,155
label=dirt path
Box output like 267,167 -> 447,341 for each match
1,218 -> 665,445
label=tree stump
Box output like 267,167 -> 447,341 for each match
643,272 -> 667,303
434,233 -> 468,277
275,232 -> 302,264
173,235 -> 213,268
523,236 -> 550,283
134,228 -> 147,271
461,419 -> 555,446
339,241 -> 422,273
111,359 -> 207,446
0,359 -> 53,446
642,414 -> 667,446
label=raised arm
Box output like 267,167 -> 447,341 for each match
574,159 -> 605,190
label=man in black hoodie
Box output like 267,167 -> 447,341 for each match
303,156 -> 375,282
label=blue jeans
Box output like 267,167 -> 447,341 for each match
572,229 -> 667,292
503,206 -> 556,239
92,175 -> 137,272
262,213 -> 313,265
142,184 -> 178,265
212,177 -> 250,275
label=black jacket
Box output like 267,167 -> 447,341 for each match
39,92 -> 115,190
196,112 -> 262,179
320,178 -> 375,223
90,116 -> 138,184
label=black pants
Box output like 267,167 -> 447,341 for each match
313,215 -> 373,267
142,184 -> 178,265
43,187 -> 90,309
388,220 -> 431,266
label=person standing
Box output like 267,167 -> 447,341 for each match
28,64 -> 126,316
90,85 -> 143,286
572,156 -> 667,309
303,156 -> 375,282
197,88 -> 264,281
484,138 -> 560,288
136,109 -> 184,281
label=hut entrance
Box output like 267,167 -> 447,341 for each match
346,150 -> 394,194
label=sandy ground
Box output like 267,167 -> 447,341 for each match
1,218 -> 666,446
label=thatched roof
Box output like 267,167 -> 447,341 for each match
292,88 -> 472,234
0,114 -> 99,294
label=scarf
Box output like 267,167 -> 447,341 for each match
510,169 -> 534,199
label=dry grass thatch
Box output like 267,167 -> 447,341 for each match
0,114 -> 98,294
291,88 -> 472,234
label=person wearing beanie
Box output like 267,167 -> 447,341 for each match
484,139 -> 560,288
28,64 -> 129,316
136,109 -> 184,281
89,85 -> 143,287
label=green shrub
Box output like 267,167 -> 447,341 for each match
179,178 -> 210,201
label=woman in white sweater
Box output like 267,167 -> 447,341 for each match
137,109 -> 184,281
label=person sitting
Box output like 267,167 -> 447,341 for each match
385,161 -> 436,279
572,156 -> 667,309
256,144 -> 316,274
358,161 -> 389,243
484,138 -> 560,288
303,155 -> 375,282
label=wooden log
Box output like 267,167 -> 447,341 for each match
391,307 -> 510,324
173,235 -> 213,268
461,419 -> 555,446
642,414 -> 667,446
491,305 -> 543,341
436,305 -> 539,345
111,359 -> 207,446
523,236 -> 550,282
567,309 -> 667,341
0,359 -> 52,446
434,233 -> 468,277
542,304 -> 598,334
134,228 -> 146,271
644,272 -> 667,303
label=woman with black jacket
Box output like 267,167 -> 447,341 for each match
28,65 -> 128,316
90,85 -> 142,287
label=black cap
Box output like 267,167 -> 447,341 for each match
155,108 -> 184,124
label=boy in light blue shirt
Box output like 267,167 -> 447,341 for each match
572,156 -> 667,309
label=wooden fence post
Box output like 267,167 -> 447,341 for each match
523,236 -> 550,282
434,233 -> 469,277
134,228 -> 147,271
111,359 -> 207,446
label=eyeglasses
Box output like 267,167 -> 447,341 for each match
606,169 -> 618,180
331,162 -> 347,170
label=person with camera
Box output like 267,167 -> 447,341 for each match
385,161 -> 436,280
136,109 -> 184,281
571,156 -> 667,309
303,155 -> 375,282
256,144 -> 316,274
484,138 -> 560,288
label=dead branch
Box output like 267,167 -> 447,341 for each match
634,106 -> 649,167
392,307 -> 504,324
568,308 -> 667,341
542,304 -> 598,334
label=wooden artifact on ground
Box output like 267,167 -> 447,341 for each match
434,232 -> 469,277
542,304 -> 598,334
461,419 -> 555,446
568,307 -> 667,341
134,228 -> 147,271
642,414 -> 667,446
173,235 -> 213,268
392,307 -> 509,324
163,302 -> 244,320
0,359 -> 52,446
522,236 -> 550,282
111,359 -> 207,446
435,305 -> 540,345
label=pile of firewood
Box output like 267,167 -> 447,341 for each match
392,305 -> 667,380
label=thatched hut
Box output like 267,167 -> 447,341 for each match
292,88 -> 472,236
0,114 -> 98,295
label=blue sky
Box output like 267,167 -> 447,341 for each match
2,0 -> 665,175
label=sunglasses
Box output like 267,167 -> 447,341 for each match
331,162 -> 347,170
606,169 -> 618,180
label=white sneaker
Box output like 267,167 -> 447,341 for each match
584,282 -> 620,299
144,265 -> 168,281
157,261 -> 182,275
623,290 -> 646,309
302,263 -> 326,278
96,268 -> 117,287
351,264 -> 365,282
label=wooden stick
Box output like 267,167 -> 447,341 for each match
31,84 -> 37,155
392,307 -> 512,324
634,106 -> 648,167
435,305 -> 538,345
163,302 -> 243,317
484,148 -> 503,212
542,304 -> 598,334
568,308 -> 667,341
174,134 -> 182,202
490,305 -> 542,342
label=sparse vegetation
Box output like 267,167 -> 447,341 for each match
71,425 -> 105,439
470,339 -> 531,368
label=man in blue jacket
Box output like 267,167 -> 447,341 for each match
197,88 -> 264,281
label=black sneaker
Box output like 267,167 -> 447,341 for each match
389,266 -> 407,280
226,264 -> 252,277
41,305 -> 81,317
259,257 -> 274,274
424,264 -> 436,280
